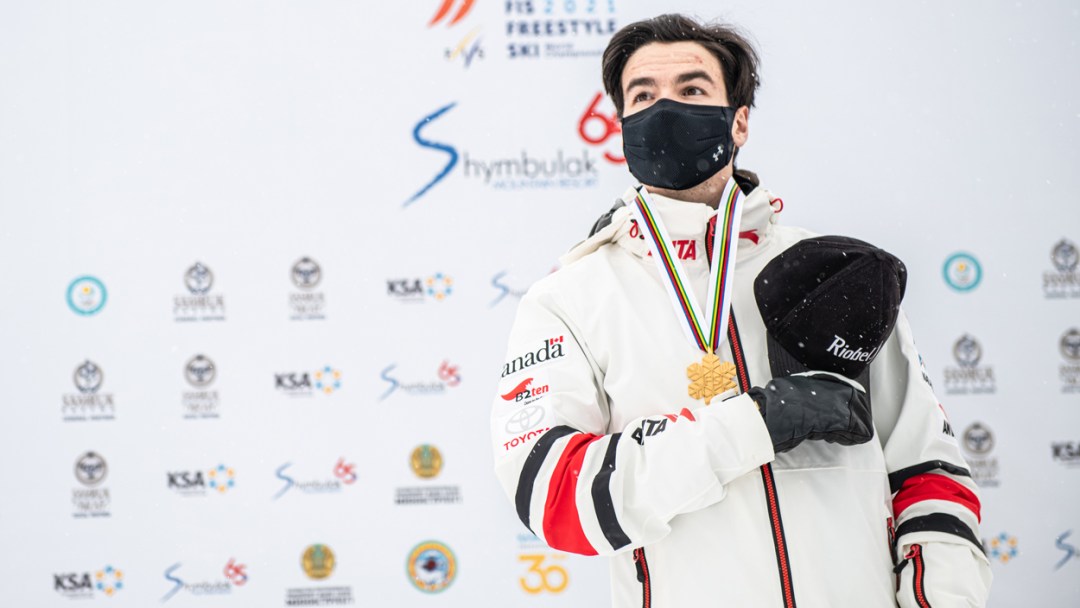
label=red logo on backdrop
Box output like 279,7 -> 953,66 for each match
223,559 -> 247,586
429,0 -> 475,27
438,361 -> 462,387
334,458 -> 357,484
578,93 -> 625,165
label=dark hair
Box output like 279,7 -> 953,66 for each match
602,14 -> 761,117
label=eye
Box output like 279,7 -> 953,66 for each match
631,91 -> 652,103
683,86 -> 705,96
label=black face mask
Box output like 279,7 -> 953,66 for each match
621,98 -> 737,191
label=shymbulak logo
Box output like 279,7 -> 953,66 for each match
407,541 -> 457,594
274,366 -> 343,397
961,422 -> 999,487
62,360 -> 116,422
182,354 -> 220,419
174,262 -> 226,321
1056,531 -> 1079,571
1044,238 -> 1080,298
273,458 -> 357,499
404,102 -> 458,206
942,334 -> 995,394
161,559 -> 246,602
943,252 -> 982,292
490,270 -> 529,308
379,360 -> 461,400
397,444 -> 461,506
285,545 -> 353,606
167,464 -> 235,496
985,533 -> 1019,564
66,276 -> 107,316
1060,328 -> 1080,393
504,0 -> 618,60
290,257 -> 327,320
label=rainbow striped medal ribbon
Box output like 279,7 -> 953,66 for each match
628,180 -> 743,405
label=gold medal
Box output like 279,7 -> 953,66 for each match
687,353 -> 737,405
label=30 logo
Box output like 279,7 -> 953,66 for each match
67,276 -> 107,316
943,252 -> 982,292
411,444 -> 443,479
578,92 -> 624,164
185,355 -> 216,387
429,0 -> 475,27
75,452 -> 108,486
291,257 -> 322,289
184,262 -> 214,295
302,544 -> 335,580
73,360 -> 104,394
407,541 -> 457,593
404,103 -> 459,207
519,553 -> 568,594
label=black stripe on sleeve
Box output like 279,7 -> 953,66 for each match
590,432 -> 632,551
889,460 -> 972,494
894,513 -> 985,555
515,425 -> 578,533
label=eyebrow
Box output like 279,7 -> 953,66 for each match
625,70 -> 715,93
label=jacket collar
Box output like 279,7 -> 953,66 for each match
561,179 -> 782,266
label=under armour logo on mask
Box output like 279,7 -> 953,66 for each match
712,145 -> 725,162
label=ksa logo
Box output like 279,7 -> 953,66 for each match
166,464 -> 235,496
274,366 -> 342,397
985,533 -> 1019,564
405,103 -> 459,207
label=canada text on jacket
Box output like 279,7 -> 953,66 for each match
502,336 -> 565,377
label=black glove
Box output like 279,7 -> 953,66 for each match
746,373 -> 874,453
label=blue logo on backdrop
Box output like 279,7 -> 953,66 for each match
490,271 -> 528,308
67,276 -> 107,316
1056,530 -> 1078,571
405,103 -> 459,207
943,252 -> 982,292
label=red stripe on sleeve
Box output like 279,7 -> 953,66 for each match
893,473 -> 981,522
542,433 -> 603,555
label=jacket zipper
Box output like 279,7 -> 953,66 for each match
633,548 -> 652,608
907,544 -> 931,608
728,314 -> 797,608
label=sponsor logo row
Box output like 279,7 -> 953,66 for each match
61,358 -> 465,421
943,239 -> 1080,297
69,445 -> 462,518
930,330 -> 1080,395
55,541 -> 459,603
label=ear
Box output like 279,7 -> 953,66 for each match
732,106 -> 750,148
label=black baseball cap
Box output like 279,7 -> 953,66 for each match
753,235 -> 907,382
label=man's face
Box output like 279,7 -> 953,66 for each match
620,41 -> 730,117
618,40 -> 750,203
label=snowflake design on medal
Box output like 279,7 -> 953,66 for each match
687,353 -> 737,405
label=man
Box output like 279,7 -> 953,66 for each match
491,14 -> 990,607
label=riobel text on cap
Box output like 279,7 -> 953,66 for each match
827,335 -> 879,362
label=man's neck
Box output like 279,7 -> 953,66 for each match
644,168 -> 733,209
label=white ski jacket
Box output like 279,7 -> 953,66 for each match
491,176 -> 991,607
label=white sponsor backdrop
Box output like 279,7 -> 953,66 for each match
1,0 -> 1078,606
